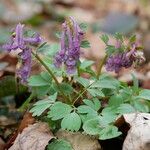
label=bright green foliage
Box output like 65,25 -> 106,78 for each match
83,98 -> 101,111
79,60 -> 95,76
99,125 -> 121,140
138,89 -> 150,100
58,83 -> 74,95
100,34 -> 109,45
47,102 -> 72,120
79,60 -> 94,70
91,74 -> 120,89
79,23 -> 88,32
47,139 -> 73,150
81,40 -> 91,48
75,77 -> 90,87
101,107 -> 118,124
61,112 -> 81,131
24,23 -> 149,143
38,43 -> 59,56
30,93 -> 57,116
83,118 -> 102,135
87,88 -> 104,97
133,100 -> 149,112
117,104 -> 135,114
83,117 -> 121,140
108,94 -> 124,107
77,105 -> 96,114
28,72 -> 52,86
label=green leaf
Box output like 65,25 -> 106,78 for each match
80,60 -> 94,70
133,100 -> 149,112
53,82 -> 74,95
28,72 -> 51,86
38,43 -> 59,56
91,75 -> 120,89
83,118 -> 101,135
101,107 -> 117,124
99,125 -> 121,140
114,33 -> 123,42
105,45 -> 116,56
75,77 -> 90,87
47,139 -> 73,150
77,105 -> 96,114
59,83 -> 74,95
87,88 -> 104,97
47,102 -> 72,120
108,94 -> 124,107
81,40 -> 91,48
61,112 -> 81,131
30,93 -> 57,116
129,35 -> 136,43
101,34 -> 109,45
79,23 -> 88,32
138,89 -> 150,100
40,72 -> 52,82
83,98 -> 101,111
117,104 -> 135,114
32,86 -> 50,98
79,112 -> 98,123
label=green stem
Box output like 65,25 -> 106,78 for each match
73,88 -> 86,105
19,92 -> 35,112
73,82 -> 94,105
31,51 -> 69,102
97,55 -> 107,79
32,51 -> 60,86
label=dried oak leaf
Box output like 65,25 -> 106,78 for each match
56,130 -> 101,150
8,122 -> 54,150
123,113 -> 150,150
0,137 -> 5,150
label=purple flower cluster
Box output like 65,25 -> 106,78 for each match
54,17 -> 84,74
2,23 -> 42,83
105,43 -> 145,73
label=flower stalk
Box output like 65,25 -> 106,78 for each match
31,51 -> 69,102
97,55 -> 107,79
19,92 -> 35,112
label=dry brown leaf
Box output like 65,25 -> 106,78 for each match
8,122 -> 54,150
123,113 -> 150,150
56,130 -> 101,150
4,112 -> 35,149
0,138 -> 5,150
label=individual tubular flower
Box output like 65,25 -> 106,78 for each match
17,47 -> 32,83
105,41 -> 145,73
2,23 -> 42,83
54,17 -> 84,74
2,23 -> 42,52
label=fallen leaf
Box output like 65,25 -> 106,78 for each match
8,122 -> 54,150
123,113 -> 150,150
0,137 -> 5,150
5,112 -> 35,149
56,130 -> 101,150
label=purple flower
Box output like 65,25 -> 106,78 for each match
2,23 -> 42,83
2,23 -> 42,52
17,47 -> 32,83
54,17 -> 84,74
105,43 -> 145,73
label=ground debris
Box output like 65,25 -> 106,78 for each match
8,122 -> 54,150
56,130 -> 101,150
123,113 -> 150,150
